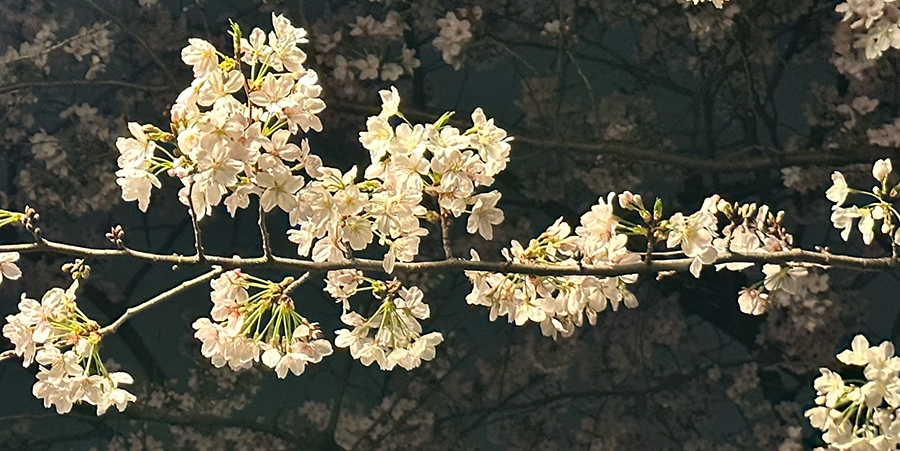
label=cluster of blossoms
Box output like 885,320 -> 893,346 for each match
115,14 -> 325,217
1,262 -> 135,414
311,10 -> 420,101
707,200 -> 808,316
327,273 -> 442,370
114,15 -> 512,275
289,86 -> 511,273
192,269 -> 333,378
465,188 -> 815,336
835,0 -> 900,59
432,9 -> 480,69
339,12 -> 414,83
662,192 -> 808,316
806,335 -> 900,449
61,22 -> 113,80
466,194 -> 641,340
827,158 -> 900,245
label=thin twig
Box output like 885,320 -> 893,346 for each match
439,210 -> 454,259
0,21 -> 111,67
0,350 -> 15,363
0,235 -> 898,277
283,272 -> 311,295
99,267 -> 223,335
565,47 -> 601,131
80,0 -> 180,88
0,80 -> 169,95
259,202 -> 273,261
186,182 -> 205,261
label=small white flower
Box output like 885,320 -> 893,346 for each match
0,252 -> 22,285
115,168 -> 161,212
873,158 -> 893,183
737,288 -> 768,315
378,86 -> 401,119
341,216 -> 374,251
467,191 -> 504,240
181,38 -> 219,78
831,205 -> 860,241
826,171 -> 850,206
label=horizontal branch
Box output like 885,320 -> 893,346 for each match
0,80 -> 170,95
0,237 -> 896,278
0,350 -> 14,363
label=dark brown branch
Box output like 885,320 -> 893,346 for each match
0,236 -> 896,278
186,182 -> 206,261
0,80 -> 170,95
439,210 -> 453,259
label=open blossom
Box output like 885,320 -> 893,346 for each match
666,208 -> 718,278
467,191 -> 504,240
181,38 -> 218,77
737,287 -> 768,315
808,335 -> 900,448
0,251 -> 22,285
324,269 -> 363,311
826,171 -> 850,205
116,122 -> 156,169
378,86 -> 401,119
831,205 -> 861,241
257,169 -> 304,213
761,264 -> 808,294
334,284 -> 442,371
353,54 -> 380,80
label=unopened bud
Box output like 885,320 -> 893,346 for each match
424,210 -> 440,223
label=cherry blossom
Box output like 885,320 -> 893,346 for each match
0,251 -> 22,285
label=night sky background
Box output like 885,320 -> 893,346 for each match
1,0 -> 899,450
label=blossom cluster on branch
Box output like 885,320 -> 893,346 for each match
807,335 -> 900,449
836,0 -> 900,59
2,260 -> 135,414
193,269 -> 333,378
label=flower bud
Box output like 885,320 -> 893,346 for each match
873,158 -> 892,183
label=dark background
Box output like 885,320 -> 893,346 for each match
0,0 -> 897,449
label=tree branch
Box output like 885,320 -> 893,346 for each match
439,211 -> 453,259
0,350 -> 14,363
283,272 -> 311,295
258,203 -> 273,261
186,182 -> 206,261
0,80 -> 170,95
99,267 -> 223,335
0,21 -> 111,67
0,234 -> 895,278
